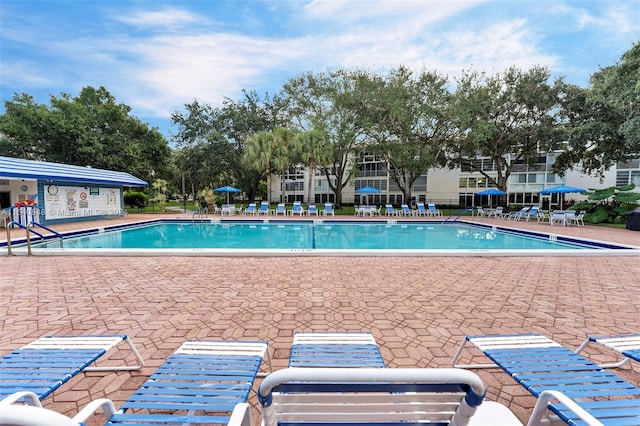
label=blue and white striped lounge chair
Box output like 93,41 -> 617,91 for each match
385,204 -> 398,216
291,201 -> 305,216
428,203 -> 443,216
322,203 -> 334,216
508,206 -> 530,220
306,205 -> 318,216
288,332 -> 386,368
105,340 -> 270,425
451,333 -> 640,425
523,206 -> 540,221
575,333 -> 640,368
416,202 -> 429,216
258,201 -> 270,215
244,203 -> 256,215
400,204 -> 415,216
274,203 -> 286,216
257,367 -> 522,426
1,340 -> 271,426
0,335 -> 143,402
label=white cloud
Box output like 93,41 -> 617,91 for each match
114,8 -> 206,30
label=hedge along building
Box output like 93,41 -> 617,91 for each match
0,156 -> 147,227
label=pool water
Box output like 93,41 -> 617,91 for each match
35,222 -> 594,251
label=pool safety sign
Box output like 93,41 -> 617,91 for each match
44,185 -> 122,219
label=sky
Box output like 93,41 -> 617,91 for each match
1,0 -> 639,139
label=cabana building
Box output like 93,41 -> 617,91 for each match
0,156 -> 147,228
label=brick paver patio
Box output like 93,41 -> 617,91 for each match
1,213 -> 639,424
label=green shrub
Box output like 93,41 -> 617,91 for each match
124,191 -> 149,208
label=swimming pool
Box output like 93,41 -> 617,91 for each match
17,219 -> 640,256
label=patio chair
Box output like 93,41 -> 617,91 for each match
291,201 -> 305,216
523,206 -> 540,222
451,333 -> 640,425
385,204 -> 399,216
428,203 -> 443,216
400,204 -> 415,216
244,203 -> 256,215
416,202 -> 429,216
507,206 -> 530,220
257,367 -> 523,426
307,204 -> 318,216
288,332 -> 386,368
274,203 -> 286,216
549,210 -> 566,226
0,335 -> 143,401
2,340 -> 270,426
258,201 -> 270,215
322,203 -> 335,216
569,210 -> 586,226
491,206 -> 505,218
476,206 -> 488,217
575,333 -> 640,368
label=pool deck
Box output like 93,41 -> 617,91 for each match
1,212 -> 640,424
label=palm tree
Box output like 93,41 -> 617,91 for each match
243,128 -> 293,203
292,129 -> 329,204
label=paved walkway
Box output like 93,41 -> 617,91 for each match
1,213 -> 639,424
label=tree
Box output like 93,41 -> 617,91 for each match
443,66 -> 570,192
0,93 -> 51,160
354,67 -> 453,203
151,178 -> 168,212
291,129 -> 330,203
554,42 -> 640,176
0,87 -> 170,184
282,70 -> 366,206
171,91 -> 288,201
242,128 -> 293,203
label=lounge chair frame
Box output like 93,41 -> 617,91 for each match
452,334 -> 640,425
0,334 -> 143,401
575,334 -> 640,368
258,367 -> 522,426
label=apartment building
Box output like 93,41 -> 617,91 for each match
270,153 -> 640,209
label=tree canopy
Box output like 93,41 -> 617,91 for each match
554,42 -> 640,176
0,86 -> 170,184
443,66 -> 571,191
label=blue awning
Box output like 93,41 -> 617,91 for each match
0,156 -> 147,187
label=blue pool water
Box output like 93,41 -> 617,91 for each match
34,221 -> 601,251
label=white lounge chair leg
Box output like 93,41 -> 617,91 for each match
574,337 -> 631,369
85,336 -> 145,371
228,403 -> 252,426
451,338 -> 498,369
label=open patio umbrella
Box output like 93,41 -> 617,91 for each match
355,186 -> 381,205
539,185 -> 586,210
214,185 -> 242,204
476,188 -> 507,209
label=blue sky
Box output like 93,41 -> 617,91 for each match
1,0 -> 639,139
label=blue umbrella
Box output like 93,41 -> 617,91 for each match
539,185 -> 586,210
355,186 -> 381,205
476,188 -> 507,196
476,188 -> 507,208
355,186 -> 382,194
214,185 -> 242,203
538,185 -> 586,195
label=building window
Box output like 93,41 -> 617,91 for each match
459,178 -> 467,188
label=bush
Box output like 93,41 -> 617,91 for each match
124,191 -> 149,208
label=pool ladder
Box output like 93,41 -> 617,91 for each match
192,206 -> 208,222
5,220 -> 63,255
443,208 -> 472,223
